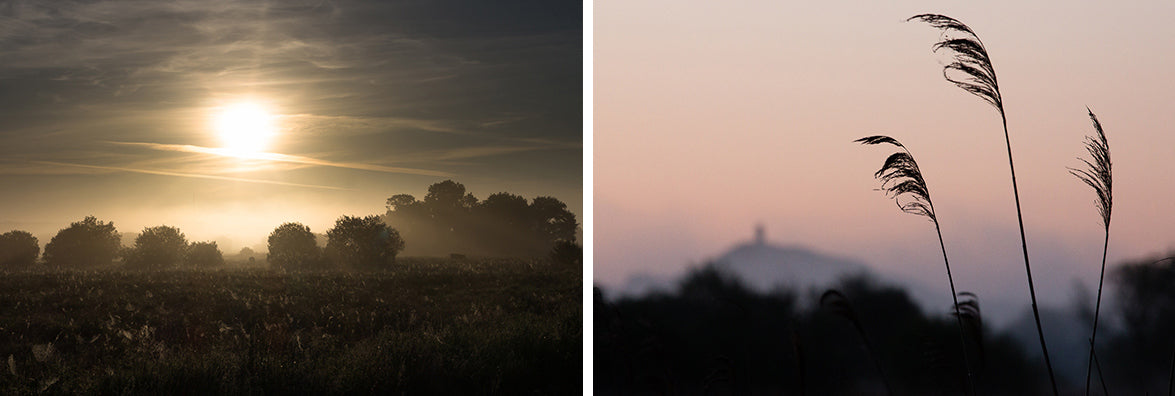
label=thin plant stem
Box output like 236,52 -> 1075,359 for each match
908,15 -> 1059,392
1089,344 -> 1109,395
857,135 -> 977,394
936,221 -> 977,395
1086,231 -> 1110,395
1000,113 -> 1059,395
1071,108 -> 1111,396
1168,346 -> 1174,396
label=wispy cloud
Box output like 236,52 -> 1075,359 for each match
108,141 -> 455,177
30,160 -> 349,190
418,146 -> 545,161
0,0 -> 581,227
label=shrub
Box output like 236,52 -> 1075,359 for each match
268,222 -> 321,271
326,215 -> 405,270
186,241 -> 224,268
125,226 -> 188,270
43,216 -> 121,269
0,230 -> 39,270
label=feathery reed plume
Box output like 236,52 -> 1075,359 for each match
820,289 -> 893,395
856,135 -> 933,220
856,135 -> 974,394
909,14 -> 1058,394
1071,108 -> 1113,396
1070,109 -> 1112,228
954,292 -> 986,369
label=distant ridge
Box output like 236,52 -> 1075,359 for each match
610,225 -> 875,299
606,224 -> 1034,329
711,224 -> 872,294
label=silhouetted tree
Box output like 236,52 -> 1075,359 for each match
384,181 -> 578,257
425,180 -> 472,209
267,222 -> 320,271
424,180 -> 476,251
528,196 -> 578,249
386,194 -> 417,211
0,230 -> 39,269
186,241 -> 224,268
125,225 -> 188,270
326,215 -> 404,270
472,192 -> 532,254
43,216 -> 121,269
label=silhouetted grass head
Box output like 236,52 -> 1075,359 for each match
954,291 -> 986,367
856,135 -> 935,222
908,14 -> 1002,114
1069,108 -> 1112,228
820,289 -> 866,335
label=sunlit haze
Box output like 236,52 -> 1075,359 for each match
0,1 -> 581,253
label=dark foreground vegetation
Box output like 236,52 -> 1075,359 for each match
595,266 -> 1042,395
596,252 -> 1175,395
0,258 -> 581,394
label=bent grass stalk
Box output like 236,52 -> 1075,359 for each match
856,135 -> 975,394
1069,108 -> 1112,396
909,14 -> 1058,394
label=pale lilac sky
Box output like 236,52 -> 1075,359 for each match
595,1 -> 1175,307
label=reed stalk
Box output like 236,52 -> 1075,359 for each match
909,14 -> 1058,394
856,135 -> 976,394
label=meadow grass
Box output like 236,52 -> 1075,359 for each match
0,258 -> 581,394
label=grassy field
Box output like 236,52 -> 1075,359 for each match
0,258 -> 581,395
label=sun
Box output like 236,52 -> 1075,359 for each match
213,102 -> 277,155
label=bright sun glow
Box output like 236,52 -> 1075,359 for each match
213,102 -> 276,155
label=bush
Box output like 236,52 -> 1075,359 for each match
0,230 -> 39,270
43,216 -> 121,269
186,241 -> 224,268
268,223 -> 321,271
125,226 -> 188,270
326,215 -> 405,270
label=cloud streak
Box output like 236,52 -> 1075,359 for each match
108,141 -> 456,177
30,160 -> 349,191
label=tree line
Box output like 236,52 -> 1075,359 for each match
0,214 -> 404,271
597,253 -> 1175,394
0,180 -> 580,271
385,180 -> 578,257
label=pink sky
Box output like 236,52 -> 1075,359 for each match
594,1 -> 1175,307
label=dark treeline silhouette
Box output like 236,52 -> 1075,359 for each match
0,181 -> 580,272
1099,254 -> 1175,393
384,180 -> 578,257
595,264 -> 1048,395
597,253 -> 1175,394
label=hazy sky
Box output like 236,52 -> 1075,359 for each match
0,0 -> 581,252
596,1 -> 1175,307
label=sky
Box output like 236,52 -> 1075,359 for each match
595,0 -> 1175,309
0,0 -> 582,252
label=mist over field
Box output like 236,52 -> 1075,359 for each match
0,0 -> 582,393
